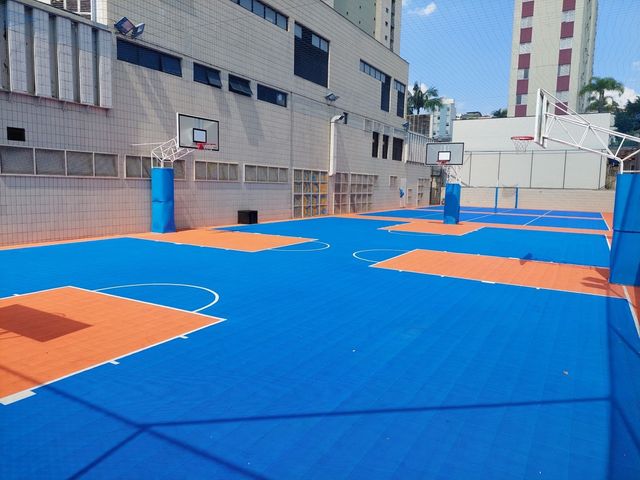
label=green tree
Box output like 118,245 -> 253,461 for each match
615,97 -> 640,137
492,108 -> 508,118
407,82 -> 424,115
422,86 -> 442,113
580,76 -> 624,113
407,83 -> 442,115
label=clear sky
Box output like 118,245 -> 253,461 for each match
400,0 -> 640,115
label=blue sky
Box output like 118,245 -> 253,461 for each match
400,0 -> 640,115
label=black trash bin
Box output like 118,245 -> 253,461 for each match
238,210 -> 258,224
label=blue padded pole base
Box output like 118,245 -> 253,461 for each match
515,187 -> 519,209
609,173 -> 640,285
444,183 -> 461,225
494,186 -> 499,211
151,167 -> 176,233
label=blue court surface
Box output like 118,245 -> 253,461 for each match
363,208 -> 609,230
1,216 -> 638,479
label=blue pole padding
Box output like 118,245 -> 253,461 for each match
515,187 -> 519,209
444,183 -> 461,225
494,186 -> 499,211
151,167 -> 176,233
609,173 -> 640,285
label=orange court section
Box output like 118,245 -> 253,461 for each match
373,250 -> 626,298
133,229 -> 314,252
0,287 -> 223,400
381,220 -> 483,236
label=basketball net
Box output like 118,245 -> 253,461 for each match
196,142 -> 206,150
511,135 -> 534,153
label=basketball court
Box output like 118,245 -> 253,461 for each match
1,91 -> 639,479
1,207 -> 639,479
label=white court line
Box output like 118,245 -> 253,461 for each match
368,249 -> 420,268
270,241 -> 331,252
94,283 -> 219,313
1,285 -> 228,406
352,249 -> 411,263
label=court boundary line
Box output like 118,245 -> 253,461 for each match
0,286 -> 227,405
269,241 -> 331,252
370,256 -> 626,300
352,249 -> 413,263
94,283 -> 220,313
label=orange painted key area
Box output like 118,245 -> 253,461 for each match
133,229 -> 314,252
373,249 -> 626,298
382,220 -> 483,235
0,287 -> 222,399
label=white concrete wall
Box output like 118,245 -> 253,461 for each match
453,114 -> 611,189
461,187 -> 615,212
0,0 -> 427,246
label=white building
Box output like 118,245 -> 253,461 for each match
427,98 -> 455,141
332,0 -> 402,52
0,0 -> 432,246
507,0 -> 598,117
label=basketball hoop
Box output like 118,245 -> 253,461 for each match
436,160 -> 450,166
511,135 -> 534,153
196,142 -> 206,150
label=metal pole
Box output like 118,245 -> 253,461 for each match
529,150 -> 534,188
562,150 -> 567,189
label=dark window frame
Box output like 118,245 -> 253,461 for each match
294,23 -> 329,87
257,84 -> 287,107
230,0 -> 288,30
116,39 -> 182,77
229,74 -> 253,97
392,137 -> 403,161
382,134 -> 389,159
194,63 -> 222,88
372,132 -> 379,158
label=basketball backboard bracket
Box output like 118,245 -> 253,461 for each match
534,88 -> 640,173
426,142 -> 466,185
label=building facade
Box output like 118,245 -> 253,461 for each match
507,0 -> 597,117
427,98 -> 455,140
333,0 -> 401,52
0,0 -> 430,246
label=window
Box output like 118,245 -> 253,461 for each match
173,160 -> 186,180
389,175 -> 398,187
517,68 -> 529,80
195,161 -> 239,181
230,0 -> 288,30
194,63 -> 222,88
382,135 -> 389,159
360,60 -> 388,83
125,155 -> 152,178
516,94 -> 528,105
117,39 -> 182,77
229,75 -> 252,96
372,132 -> 379,157
562,10 -> 575,22
294,23 -> 329,87
558,64 -> 570,76
244,164 -> 288,183
7,127 -> 26,142
519,42 -> 531,54
392,137 -> 403,161
520,16 -> 533,28
394,80 -> 405,117
555,90 -> 569,102
257,84 -> 287,107
560,37 -> 573,49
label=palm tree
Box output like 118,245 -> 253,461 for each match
580,77 -> 624,113
492,108 -> 507,118
422,86 -> 442,113
407,82 -> 424,115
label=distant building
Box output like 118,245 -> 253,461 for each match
508,0 -> 598,117
333,0 -> 402,52
460,111 -> 483,120
407,114 -> 431,136
427,98 -> 455,140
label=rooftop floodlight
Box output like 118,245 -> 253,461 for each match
114,17 -> 135,35
402,121 -> 410,131
131,23 -> 145,38
325,92 -> 339,103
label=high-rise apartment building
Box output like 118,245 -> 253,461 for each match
333,0 -> 402,52
507,0 -> 597,117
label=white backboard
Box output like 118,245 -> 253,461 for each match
177,113 -> 219,150
426,142 -> 464,165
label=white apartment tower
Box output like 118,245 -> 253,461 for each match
333,0 -> 402,52
507,0 -> 597,117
